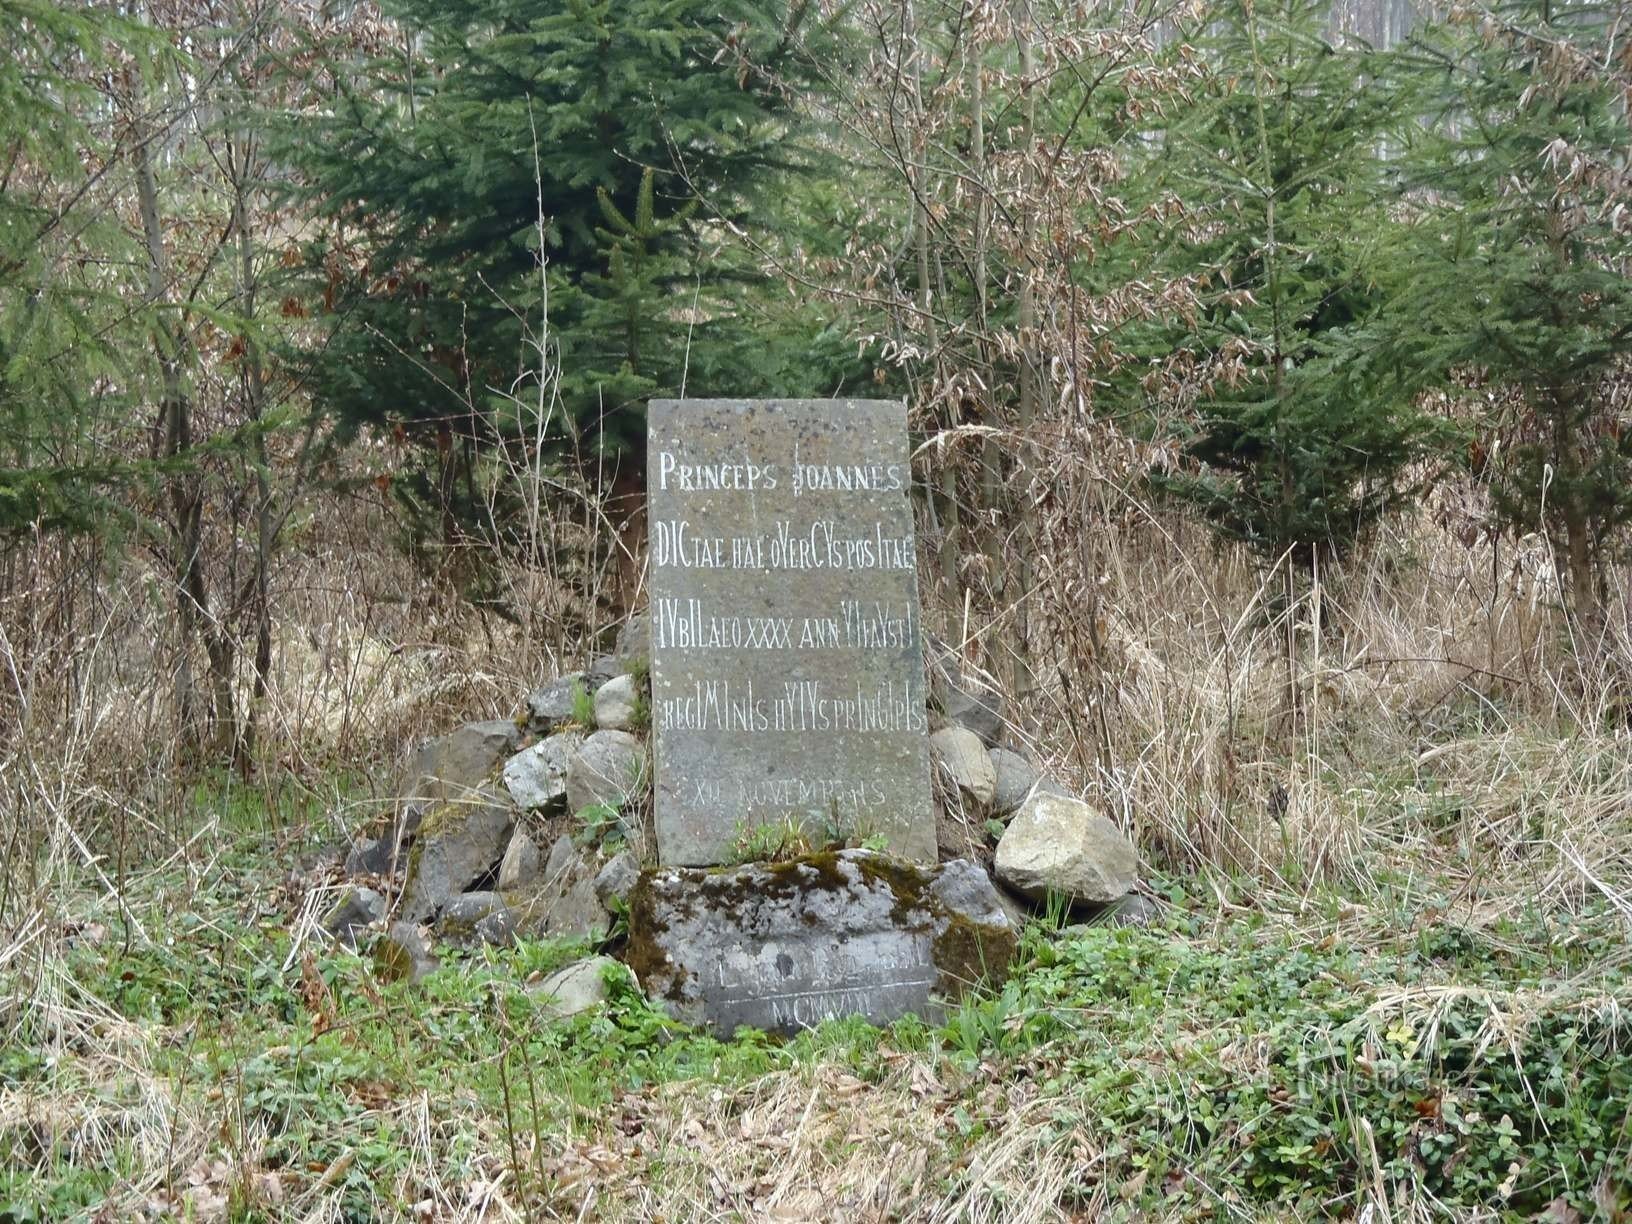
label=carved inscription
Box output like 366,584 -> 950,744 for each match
647,399 -> 936,866
707,930 -> 938,1033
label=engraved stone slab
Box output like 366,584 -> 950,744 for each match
647,399 -> 935,866
626,851 -> 1017,1037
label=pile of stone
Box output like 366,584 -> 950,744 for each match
324,619 -> 653,987
924,637 -> 1145,918
322,616 -> 1149,1029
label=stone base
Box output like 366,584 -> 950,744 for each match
626,850 -> 1016,1037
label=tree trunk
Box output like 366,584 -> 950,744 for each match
1010,0 -> 1038,711
903,0 -> 958,602
1564,502 -> 1599,628
1549,382 -> 1602,631
135,96 -> 237,756
235,140 -> 274,771
970,32 -> 1003,585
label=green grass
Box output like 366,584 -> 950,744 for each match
4,788 -> 1630,1221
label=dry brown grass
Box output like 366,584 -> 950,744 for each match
4,457 -> 1629,964
923,427 -> 1632,926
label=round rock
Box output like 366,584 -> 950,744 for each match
988,747 -> 1041,817
930,725 -> 997,806
593,674 -> 640,731
994,792 -> 1137,904
530,956 -> 622,1019
502,732 -> 582,811
525,674 -> 585,734
566,729 -> 646,815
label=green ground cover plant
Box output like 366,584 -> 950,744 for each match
4,780 -> 1627,1221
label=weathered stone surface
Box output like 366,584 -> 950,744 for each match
526,674 -> 586,734
438,891 -> 515,946
593,851 -> 639,909
627,850 -> 1016,1037
344,827 -> 404,879
646,399 -> 935,867
399,789 -> 514,922
586,654 -> 625,686
930,726 -> 997,806
992,883 -> 1033,932
989,748 -> 1041,817
530,956 -> 621,1018
543,834 -> 576,884
927,638 -> 1006,746
324,886 -> 386,950
994,793 -> 1137,905
613,612 -> 650,671
375,921 -> 438,983
593,674 -> 640,731
926,859 -> 1011,929
510,875 -> 609,941
1100,893 -> 1160,929
1035,775 -> 1073,801
565,729 -> 646,815
508,843 -> 611,940
502,732 -> 581,811
497,831 -> 540,892
400,720 -> 523,807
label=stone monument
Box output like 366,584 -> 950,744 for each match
646,399 -> 936,866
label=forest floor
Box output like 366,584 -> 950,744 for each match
5,774 -> 1630,1223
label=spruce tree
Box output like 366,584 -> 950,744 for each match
1394,0 -> 1632,623
0,3 -> 151,536
282,0 -> 836,546
1131,0 -> 1438,568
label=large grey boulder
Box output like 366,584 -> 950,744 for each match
501,732 -> 582,811
930,726 -> 997,806
994,793 -> 1137,905
592,674 -> 640,732
989,748 -> 1042,817
529,956 -> 622,1019
399,788 -> 515,922
627,850 -> 1017,1037
565,729 -> 646,815
525,674 -> 586,734
400,720 -> 523,807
